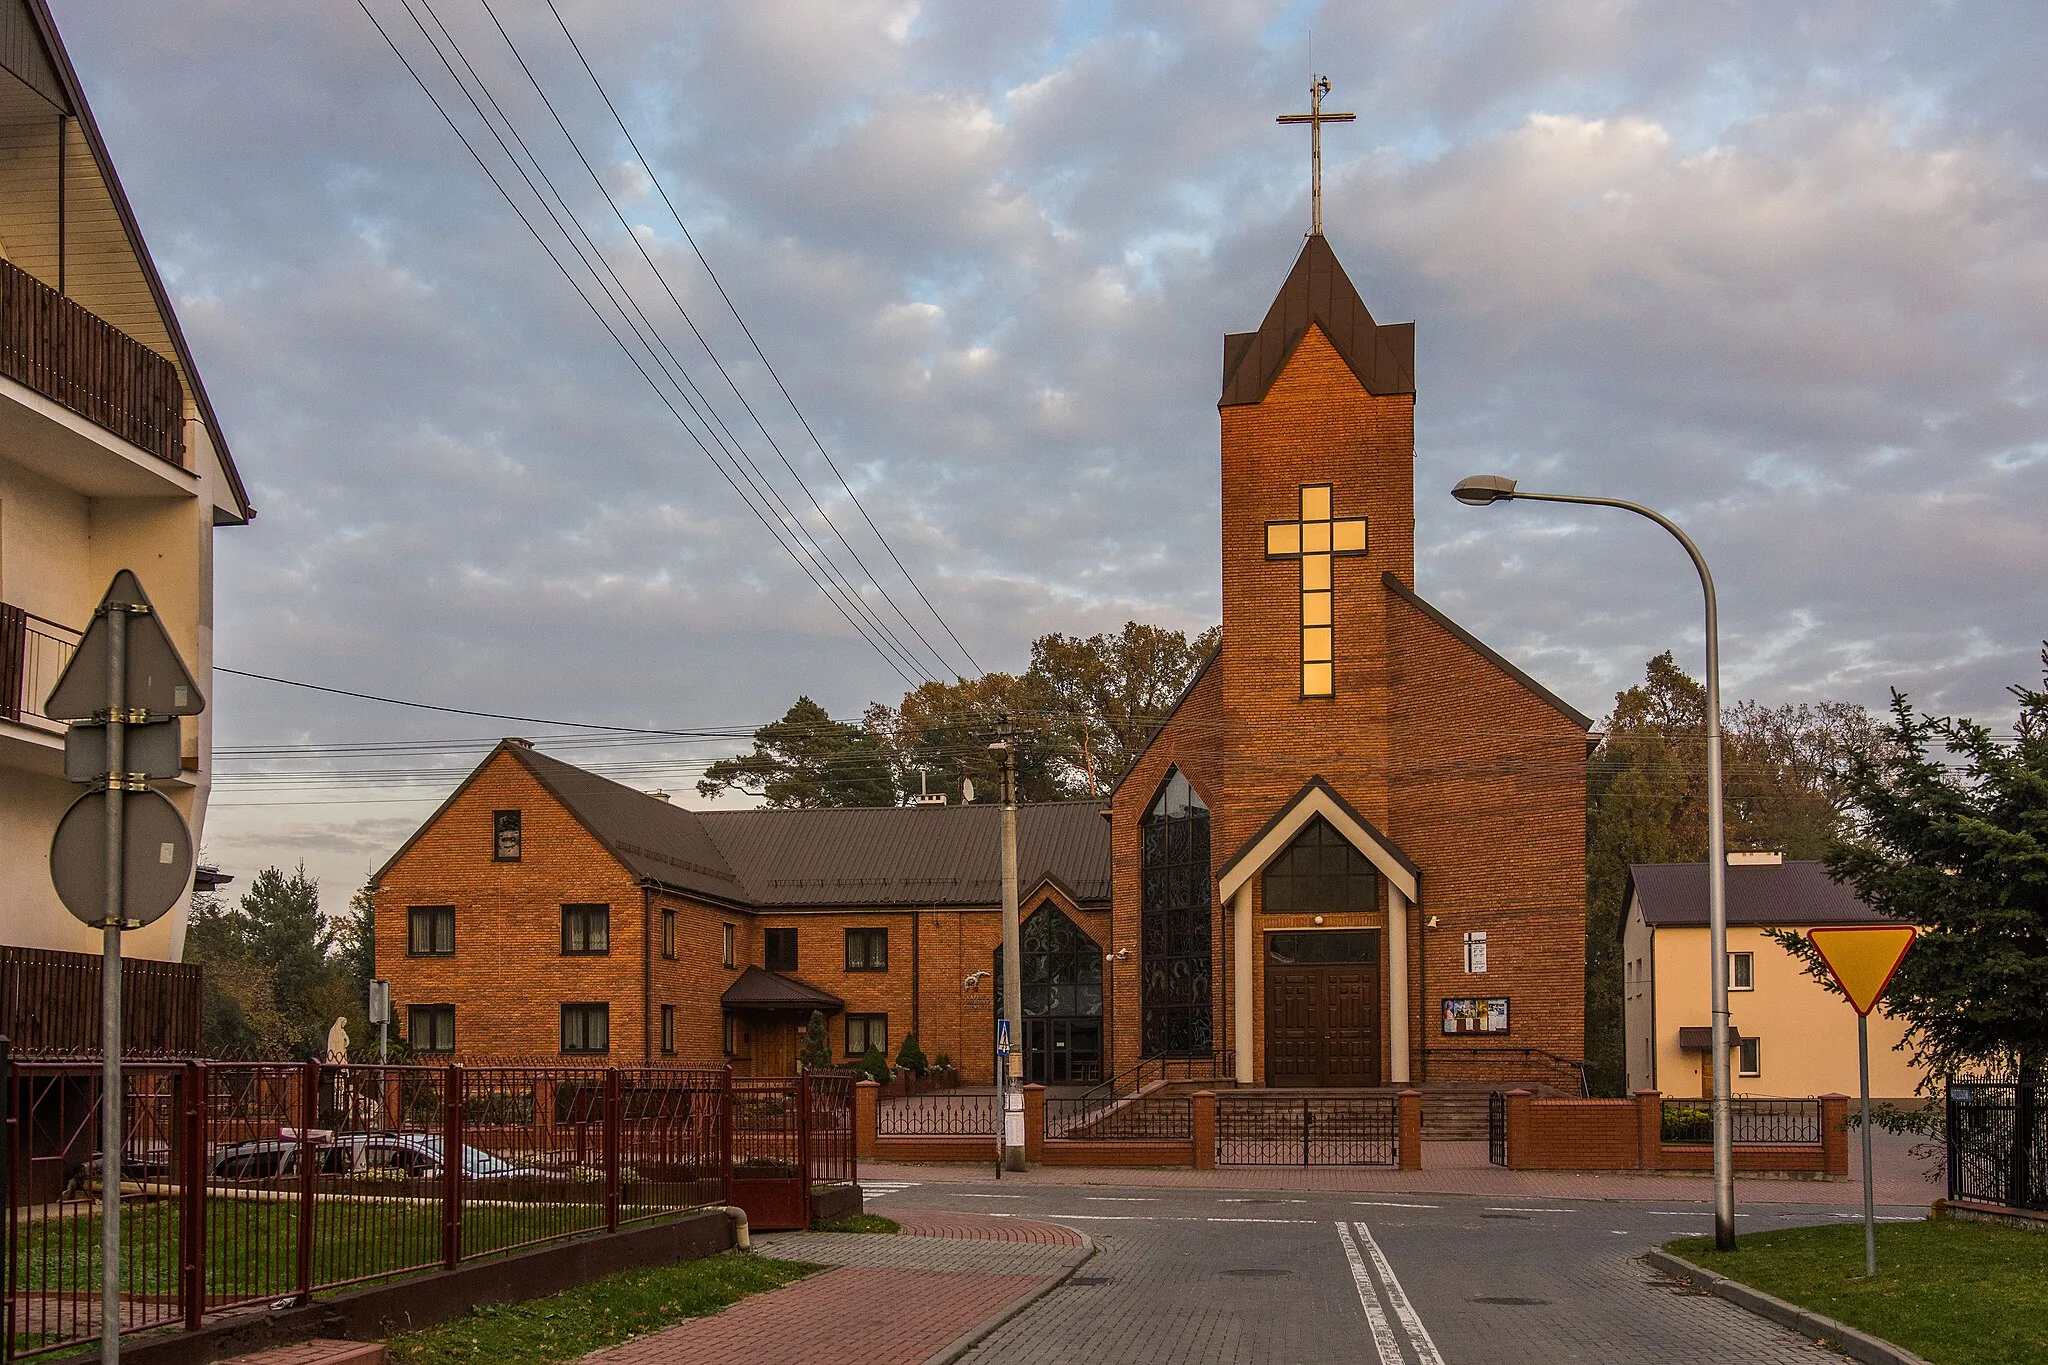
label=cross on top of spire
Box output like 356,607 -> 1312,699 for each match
1276,76 -> 1355,237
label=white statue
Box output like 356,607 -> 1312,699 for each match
326,1016 -> 350,1066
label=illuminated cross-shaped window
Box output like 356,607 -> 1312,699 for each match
1265,484 -> 1368,697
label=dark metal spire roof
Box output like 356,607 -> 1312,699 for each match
1221,234 -> 1414,405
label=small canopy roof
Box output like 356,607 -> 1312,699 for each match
719,966 -> 844,1013
1676,1026 -> 1745,1052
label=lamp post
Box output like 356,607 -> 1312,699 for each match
1452,474 -> 1736,1251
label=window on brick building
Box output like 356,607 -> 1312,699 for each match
661,909 -> 677,960
1729,951 -> 1754,990
408,906 -> 455,956
845,928 -> 888,972
660,1004 -> 676,1055
764,928 -> 798,972
845,1013 -> 886,1056
1141,769 -> 1212,1056
493,810 -> 522,861
722,1013 -> 737,1055
408,1004 -> 455,1053
721,923 -> 736,969
1262,815 -> 1377,915
560,1003 -> 609,1054
561,904 -> 610,955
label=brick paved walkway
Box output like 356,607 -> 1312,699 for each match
578,1216 -> 1088,1365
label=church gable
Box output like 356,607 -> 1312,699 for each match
1220,234 -> 1414,406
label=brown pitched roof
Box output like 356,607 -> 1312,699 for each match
719,967 -> 843,1012
696,801 -> 1112,907
377,741 -> 1112,909
508,745 -> 744,902
1627,861 -> 1893,933
1221,234 -> 1414,405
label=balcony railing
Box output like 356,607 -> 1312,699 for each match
0,256 -> 185,467
0,602 -> 80,733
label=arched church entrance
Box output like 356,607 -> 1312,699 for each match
1262,817 -> 1382,1087
994,902 -> 1104,1084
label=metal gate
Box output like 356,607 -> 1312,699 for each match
1216,1094 -> 1396,1166
1488,1090 -> 1508,1166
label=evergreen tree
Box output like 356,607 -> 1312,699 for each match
697,697 -> 897,807
894,1032 -> 928,1078
797,1011 -> 831,1070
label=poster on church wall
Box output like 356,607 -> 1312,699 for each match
1441,996 -> 1510,1035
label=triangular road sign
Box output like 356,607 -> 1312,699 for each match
44,570 -> 204,721
1808,925 -> 1917,1016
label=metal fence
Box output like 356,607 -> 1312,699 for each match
1216,1094 -> 1396,1166
1045,1096 -> 1192,1142
1948,1081 -> 2047,1212
2,1054 -> 852,1359
877,1092 -> 998,1136
1659,1098 -> 1821,1146
1488,1091 -> 1507,1167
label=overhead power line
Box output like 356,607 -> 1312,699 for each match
542,0 -> 983,677
357,0 -> 933,688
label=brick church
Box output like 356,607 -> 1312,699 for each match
374,231 -> 1592,1092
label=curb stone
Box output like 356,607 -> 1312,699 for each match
922,1231 -> 1096,1365
1643,1249 -> 1936,1365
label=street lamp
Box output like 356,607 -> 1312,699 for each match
1451,473 -> 1737,1251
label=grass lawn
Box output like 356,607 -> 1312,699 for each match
385,1253 -> 816,1365
818,1214 -> 898,1234
1668,1219 -> 2048,1365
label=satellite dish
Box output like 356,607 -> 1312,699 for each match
961,777 -> 975,803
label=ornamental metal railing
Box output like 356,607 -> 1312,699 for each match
1045,1095 -> 1193,1142
1948,1081 -> 2048,1212
1659,1097 -> 1821,1146
876,1091 -> 998,1136
1216,1094 -> 1397,1167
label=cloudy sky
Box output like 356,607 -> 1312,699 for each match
52,0 -> 2047,906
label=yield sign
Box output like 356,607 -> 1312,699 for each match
1808,925 -> 1917,1016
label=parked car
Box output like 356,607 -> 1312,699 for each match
209,1133 -> 541,1181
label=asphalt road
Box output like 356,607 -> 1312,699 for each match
863,1178 -> 1926,1364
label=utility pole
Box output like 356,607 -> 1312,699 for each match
991,717 -> 1025,1171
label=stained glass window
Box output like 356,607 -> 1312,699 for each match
1140,769 -> 1212,1056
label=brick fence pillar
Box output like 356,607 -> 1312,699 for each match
1504,1089 -> 1534,1170
853,1080 -> 879,1161
1819,1093 -> 1850,1178
1192,1091 -> 1217,1170
1023,1084 -> 1045,1165
1634,1090 -> 1663,1171
1397,1090 -> 1423,1171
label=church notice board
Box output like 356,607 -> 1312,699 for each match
1441,997 -> 1510,1035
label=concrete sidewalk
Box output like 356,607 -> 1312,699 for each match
864,1129 -> 1943,1207
576,1214 -> 1090,1365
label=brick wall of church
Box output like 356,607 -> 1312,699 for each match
1387,594 -> 1589,1071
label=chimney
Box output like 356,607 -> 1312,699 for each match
1727,850 -> 1783,866
648,790 -> 672,803
915,793 -> 948,807
504,737 -> 534,749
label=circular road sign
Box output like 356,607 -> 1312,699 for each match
49,787 -> 194,928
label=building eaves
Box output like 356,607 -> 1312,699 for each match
25,0 -> 253,523
1383,572 -> 1594,732
1220,233 -> 1414,406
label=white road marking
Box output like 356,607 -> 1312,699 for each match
1205,1217 -> 1319,1224
1084,1196 -> 1158,1201
1354,1222 -> 1447,1365
1484,1206 -> 1573,1213
1645,1210 -> 1751,1217
948,1193 -> 1025,1199
1335,1222 -> 1407,1365
1353,1200 -> 1439,1209
1219,1197 -> 1307,1203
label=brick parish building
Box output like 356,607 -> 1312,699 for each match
375,230 -> 1592,1090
